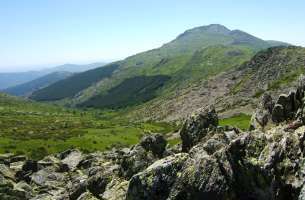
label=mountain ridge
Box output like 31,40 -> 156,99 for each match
2,71 -> 73,96
0,62 -> 105,90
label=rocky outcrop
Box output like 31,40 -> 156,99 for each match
180,105 -> 218,152
251,75 -> 305,130
127,153 -> 188,200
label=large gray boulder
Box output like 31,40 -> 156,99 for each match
139,134 -> 167,157
119,134 -> 168,179
250,93 -> 273,130
126,153 -> 188,200
272,104 -> 285,123
180,106 -> 218,152
101,178 -> 129,200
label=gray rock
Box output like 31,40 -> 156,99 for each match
276,93 -> 294,118
0,164 -> 15,180
119,145 -> 158,179
101,178 -> 129,200
61,149 -> 83,171
126,153 -> 188,200
140,134 -> 167,157
261,93 -> 274,112
272,104 -> 285,123
87,171 -> 110,197
77,192 -> 99,200
180,106 -> 218,152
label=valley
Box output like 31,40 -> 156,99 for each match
1,21 -> 305,200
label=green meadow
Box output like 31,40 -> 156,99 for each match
0,93 -> 177,159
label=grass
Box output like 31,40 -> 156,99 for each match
168,138 -> 181,146
253,88 -> 265,98
0,94 -> 176,160
219,113 -> 251,131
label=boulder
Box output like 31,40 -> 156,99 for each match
30,167 -> 66,188
87,171 -> 110,197
180,106 -> 218,152
139,134 -> 167,157
126,153 -> 188,200
101,178 -> 129,200
119,144 -> 158,179
276,93 -> 294,118
0,153 -> 14,165
60,149 -> 83,171
67,174 -> 88,200
169,152 -> 235,200
0,164 -> 15,180
272,104 -> 285,123
77,192 -> 99,200
261,93 -> 274,112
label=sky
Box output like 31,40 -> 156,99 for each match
1,0 -> 305,72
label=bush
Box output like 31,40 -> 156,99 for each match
30,147 -> 48,160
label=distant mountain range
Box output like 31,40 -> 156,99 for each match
3,71 -> 73,96
0,62 -> 106,90
29,24 -> 292,120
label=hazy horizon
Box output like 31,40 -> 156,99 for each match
1,0 -> 305,72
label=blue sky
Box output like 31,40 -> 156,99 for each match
1,0 -> 305,72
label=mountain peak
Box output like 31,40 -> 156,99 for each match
177,24 -> 231,40
192,24 -> 231,34
201,24 -> 231,34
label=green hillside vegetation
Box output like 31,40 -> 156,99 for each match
30,24 -> 289,113
30,63 -> 120,101
219,114 -> 251,131
0,93 -> 176,160
175,45 -> 254,83
80,75 -> 170,108
3,71 -> 72,96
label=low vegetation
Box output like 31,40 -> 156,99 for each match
0,93 -> 176,159
219,113 -> 251,130
80,75 -> 171,108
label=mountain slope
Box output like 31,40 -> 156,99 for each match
31,63 -> 120,101
130,46 -> 305,121
2,71 -> 72,96
30,24 -> 289,110
80,75 -> 171,108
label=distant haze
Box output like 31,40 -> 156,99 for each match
0,0 -> 304,72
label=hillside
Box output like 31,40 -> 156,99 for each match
131,46 -> 305,121
30,63 -> 120,101
2,71 -> 72,96
80,75 -> 171,108
30,24 -> 288,109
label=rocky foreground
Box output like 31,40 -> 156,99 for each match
2,76 -> 305,200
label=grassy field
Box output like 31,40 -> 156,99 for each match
0,92 -> 253,160
219,113 -> 251,131
0,93 -> 177,160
